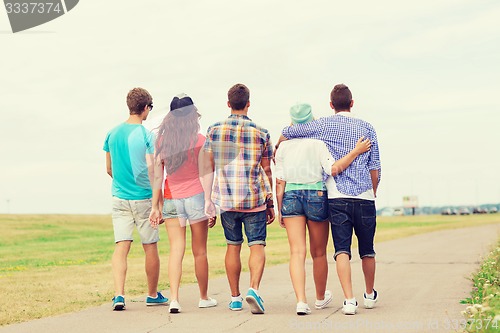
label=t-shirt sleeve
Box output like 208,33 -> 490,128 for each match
103,132 -> 110,152
262,132 -> 273,159
281,118 -> 324,140
274,147 -> 285,180
202,127 -> 212,152
318,141 -> 335,174
145,131 -> 155,155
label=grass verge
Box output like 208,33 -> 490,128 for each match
461,239 -> 500,333
0,213 -> 499,326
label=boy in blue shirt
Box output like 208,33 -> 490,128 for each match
103,87 -> 168,310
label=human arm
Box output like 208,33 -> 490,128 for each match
370,169 -> 379,197
275,178 -> 286,228
281,119 -> 324,141
105,152 -> 112,178
198,148 -> 216,220
274,134 -> 289,153
330,137 -> 371,176
149,155 -> 164,228
261,156 -> 275,225
367,127 -> 381,196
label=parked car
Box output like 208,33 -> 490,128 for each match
441,208 -> 451,215
458,207 -> 471,215
489,207 -> 498,214
473,207 -> 488,214
393,208 -> 405,216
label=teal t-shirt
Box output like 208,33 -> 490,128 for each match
103,123 -> 155,200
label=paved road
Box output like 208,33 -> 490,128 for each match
1,223 -> 499,333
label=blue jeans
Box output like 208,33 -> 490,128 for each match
281,190 -> 328,222
220,210 -> 267,247
328,198 -> 376,260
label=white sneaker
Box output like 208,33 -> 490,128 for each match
169,300 -> 181,313
315,290 -> 332,309
363,289 -> 378,309
296,302 -> 311,315
199,297 -> 218,308
342,299 -> 358,315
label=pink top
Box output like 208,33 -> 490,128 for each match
163,134 -> 205,199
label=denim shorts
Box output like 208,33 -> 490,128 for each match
328,198 -> 376,260
220,210 -> 267,247
281,190 -> 328,222
163,192 -> 207,223
111,197 -> 159,244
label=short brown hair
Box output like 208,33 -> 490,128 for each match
228,84 -> 250,110
127,87 -> 152,115
330,84 -> 352,111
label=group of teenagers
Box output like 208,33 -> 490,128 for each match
103,83 -> 382,317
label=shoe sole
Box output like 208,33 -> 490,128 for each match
342,310 -> 357,315
113,303 -> 125,311
199,304 -> 217,308
169,308 -> 180,313
342,308 -> 357,315
146,302 -> 168,306
245,296 -> 264,314
229,307 -> 242,311
296,310 -> 311,315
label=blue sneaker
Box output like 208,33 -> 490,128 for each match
112,295 -> 125,311
245,289 -> 265,314
146,292 -> 169,306
229,296 -> 243,311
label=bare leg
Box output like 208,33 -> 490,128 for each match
336,253 -> 353,299
143,242 -> 160,297
362,257 -> 376,294
112,240 -> 132,296
283,216 -> 307,302
307,220 -> 329,300
225,244 -> 242,297
248,244 -> 266,290
165,218 -> 186,301
190,219 -> 209,299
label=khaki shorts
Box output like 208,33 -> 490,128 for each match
111,197 -> 159,244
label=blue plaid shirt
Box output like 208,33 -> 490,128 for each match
282,112 -> 381,196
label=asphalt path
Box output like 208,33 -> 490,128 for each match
1,223 -> 499,333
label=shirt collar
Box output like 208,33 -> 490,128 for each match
229,114 -> 251,121
335,111 -> 355,118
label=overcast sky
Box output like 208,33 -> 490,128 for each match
1,0 -> 499,214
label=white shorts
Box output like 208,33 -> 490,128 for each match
111,197 -> 159,244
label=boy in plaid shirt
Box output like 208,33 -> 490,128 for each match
199,83 -> 274,314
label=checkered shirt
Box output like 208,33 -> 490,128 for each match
282,113 -> 381,196
203,114 -> 273,210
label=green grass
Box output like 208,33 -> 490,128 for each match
461,239 -> 500,332
0,213 -> 499,326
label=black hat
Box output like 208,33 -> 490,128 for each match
170,93 -> 196,116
